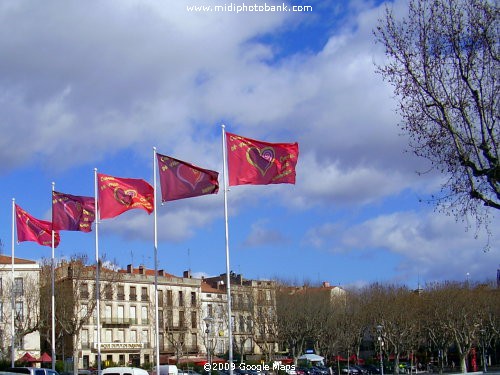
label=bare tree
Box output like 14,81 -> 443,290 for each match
374,0 -> 499,234
38,255 -> 122,374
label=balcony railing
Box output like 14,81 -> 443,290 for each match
101,317 -> 134,325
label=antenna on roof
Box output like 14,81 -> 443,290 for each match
187,248 -> 191,273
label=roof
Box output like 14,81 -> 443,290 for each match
0,255 -> 37,265
201,281 -> 225,294
117,265 -> 176,278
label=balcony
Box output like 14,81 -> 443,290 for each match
130,294 -> 137,301
101,317 -> 134,326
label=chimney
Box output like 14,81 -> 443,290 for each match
139,265 -> 144,275
127,264 -> 133,274
158,270 -> 164,276
322,281 -> 330,288
183,270 -> 191,278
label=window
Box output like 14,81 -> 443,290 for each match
130,306 -> 137,324
117,329 -> 124,343
80,283 -> 89,299
141,287 -> 148,301
119,354 -> 125,366
118,305 -> 124,323
14,277 -> 23,297
81,304 -> 88,319
0,301 -> 3,321
0,277 -> 2,296
191,311 -> 197,329
191,292 -> 196,307
247,316 -> 252,332
130,286 -> 137,301
166,290 -> 173,306
179,311 -> 185,327
159,310 -> 164,328
141,306 -> 148,324
105,305 -> 112,320
104,284 -> 113,300
15,301 -> 23,321
208,304 -> 213,317
158,290 -> 163,306
117,285 -> 125,301
191,333 -> 197,348
82,329 -> 89,348
166,310 -> 173,328
105,329 -> 112,342
239,316 -> 245,332
130,330 -> 137,342
141,329 -> 149,345
178,291 -> 184,307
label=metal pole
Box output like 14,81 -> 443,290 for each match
377,325 -> 384,375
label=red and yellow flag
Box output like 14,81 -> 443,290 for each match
226,132 -> 299,186
16,204 -> 60,247
157,153 -> 219,202
97,173 -> 154,219
52,191 -> 95,232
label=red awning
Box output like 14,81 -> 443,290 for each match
333,356 -> 348,362
38,353 -> 52,363
18,352 -> 37,363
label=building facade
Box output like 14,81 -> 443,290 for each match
0,255 -> 41,361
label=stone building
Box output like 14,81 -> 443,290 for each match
0,255 -> 41,361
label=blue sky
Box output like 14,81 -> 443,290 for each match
0,0 -> 498,290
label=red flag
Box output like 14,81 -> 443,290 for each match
226,132 -> 299,186
97,173 -> 154,219
52,191 -> 95,232
157,153 -> 219,202
15,204 -> 60,247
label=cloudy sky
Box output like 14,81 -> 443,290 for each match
1,0 -> 498,289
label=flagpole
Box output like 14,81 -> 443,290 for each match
51,182 -> 56,370
94,168 -> 102,373
11,198 -> 15,367
221,125 -> 234,374
153,147 -> 160,370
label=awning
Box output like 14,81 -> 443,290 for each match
18,352 -> 37,363
38,353 -> 52,363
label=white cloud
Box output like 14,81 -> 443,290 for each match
304,210 -> 499,282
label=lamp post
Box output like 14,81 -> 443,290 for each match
376,325 -> 384,375
480,329 -> 487,373
204,317 -> 214,373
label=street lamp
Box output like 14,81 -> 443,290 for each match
480,329 -> 487,373
376,325 -> 384,375
204,317 -> 214,373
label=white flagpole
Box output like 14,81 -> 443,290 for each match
94,168 -> 102,373
221,125 -> 234,374
153,147 -> 161,370
11,198 -> 15,367
51,183 -> 56,370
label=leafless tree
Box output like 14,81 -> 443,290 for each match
374,0 -> 499,235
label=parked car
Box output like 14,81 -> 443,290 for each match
358,365 -> 379,375
340,367 -> 359,375
101,368 -> 149,375
311,367 -> 329,375
8,368 -> 59,375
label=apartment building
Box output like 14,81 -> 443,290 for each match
56,263 -> 203,368
0,255 -> 41,360
204,272 -> 278,361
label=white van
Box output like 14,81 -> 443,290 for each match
152,365 -> 178,375
101,368 -> 149,375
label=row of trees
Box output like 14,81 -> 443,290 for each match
276,282 -> 500,374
